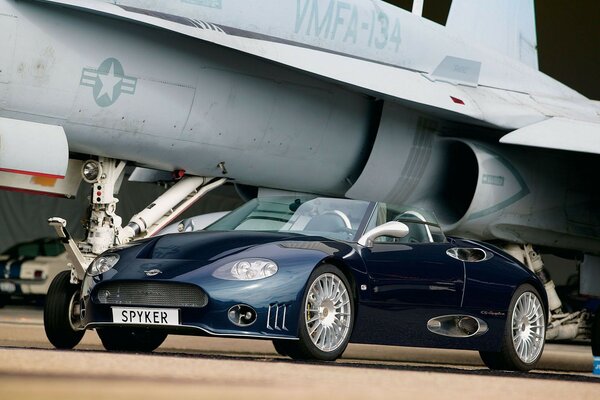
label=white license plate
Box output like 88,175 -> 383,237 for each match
111,307 -> 179,326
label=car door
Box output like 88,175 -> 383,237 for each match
351,241 -> 466,347
362,241 -> 465,307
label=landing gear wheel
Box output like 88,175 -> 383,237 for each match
97,327 -> 167,353
592,311 -> 600,357
43,270 -> 85,349
284,264 -> 354,361
480,284 -> 546,371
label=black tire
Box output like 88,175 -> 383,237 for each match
272,339 -> 292,357
97,327 -> 167,353
284,264 -> 354,361
0,294 -> 8,308
480,284 -> 546,371
592,311 -> 600,357
43,270 -> 85,349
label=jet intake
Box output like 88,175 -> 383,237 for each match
346,103 -> 478,227
345,103 -> 537,237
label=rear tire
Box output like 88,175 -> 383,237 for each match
43,271 -> 85,349
284,264 -> 354,361
592,311 -> 600,357
97,327 -> 167,353
480,284 -> 546,371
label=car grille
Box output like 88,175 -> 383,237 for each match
94,282 -> 208,308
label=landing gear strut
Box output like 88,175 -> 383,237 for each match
44,157 -> 227,349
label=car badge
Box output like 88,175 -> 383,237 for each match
144,269 -> 162,277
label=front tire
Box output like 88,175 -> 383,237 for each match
97,327 -> 167,353
284,264 -> 354,361
480,284 -> 546,371
43,271 -> 85,349
272,339 -> 291,357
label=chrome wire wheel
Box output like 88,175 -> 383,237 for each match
305,272 -> 352,352
511,291 -> 545,364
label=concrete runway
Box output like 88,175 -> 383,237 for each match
0,306 -> 598,399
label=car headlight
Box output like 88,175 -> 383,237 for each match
213,258 -> 278,281
87,254 -> 120,276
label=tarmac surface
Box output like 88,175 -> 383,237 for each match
0,305 -> 598,399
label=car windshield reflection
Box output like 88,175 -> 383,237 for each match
206,196 -> 371,241
206,196 -> 445,243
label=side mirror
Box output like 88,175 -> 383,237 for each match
358,221 -> 409,248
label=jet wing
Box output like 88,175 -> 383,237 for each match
500,118 -> 600,154
32,0 -> 600,151
33,0 -> 489,124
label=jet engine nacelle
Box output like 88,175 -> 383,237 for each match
346,103 -> 599,254
427,139 -> 600,254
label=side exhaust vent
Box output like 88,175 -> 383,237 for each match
427,315 -> 488,338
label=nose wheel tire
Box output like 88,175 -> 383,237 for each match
282,264 -> 354,361
480,284 -> 546,371
44,270 -> 85,349
97,327 -> 167,353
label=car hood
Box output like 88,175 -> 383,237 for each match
136,230 -> 308,263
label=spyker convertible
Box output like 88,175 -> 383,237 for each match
44,196 -> 548,371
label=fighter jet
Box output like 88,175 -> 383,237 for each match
0,1 -> 599,349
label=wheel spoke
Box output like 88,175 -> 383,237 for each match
314,324 -> 324,342
333,288 -> 347,303
309,320 -> 322,336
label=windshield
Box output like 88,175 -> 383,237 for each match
206,196 -> 372,241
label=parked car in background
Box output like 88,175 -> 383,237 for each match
0,238 -> 68,306
0,212 -> 230,306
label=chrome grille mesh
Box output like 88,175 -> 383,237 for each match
94,282 -> 208,308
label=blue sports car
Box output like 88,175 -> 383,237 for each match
44,195 -> 548,371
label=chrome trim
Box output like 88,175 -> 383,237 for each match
84,322 -> 299,341
358,221 -> 409,247
446,247 -> 492,263
460,263 -> 466,308
266,303 -> 289,331
282,306 -> 287,331
227,304 -> 257,327
427,315 -> 489,338
266,304 -> 272,330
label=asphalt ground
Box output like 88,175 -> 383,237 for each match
0,305 -> 598,399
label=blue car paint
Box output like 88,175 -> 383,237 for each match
82,231 -> 360,339
453,238 -> 549,314
82,230 -> 546,353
